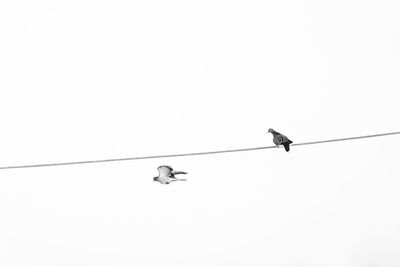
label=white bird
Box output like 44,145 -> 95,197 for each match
268,128 -> 293,152
153,165 -> 187,184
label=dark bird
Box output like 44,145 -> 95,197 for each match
268,128 -> 293,152
153,165 -> 187,185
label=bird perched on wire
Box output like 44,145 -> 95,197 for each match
153,165 -> 187,184
268,128 -> 293,152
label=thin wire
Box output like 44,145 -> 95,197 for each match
0,131 -> 399,170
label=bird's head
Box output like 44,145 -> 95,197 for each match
153,177 -> 158,182
268,128 -> 274,133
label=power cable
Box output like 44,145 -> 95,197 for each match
0,131 -> 399,170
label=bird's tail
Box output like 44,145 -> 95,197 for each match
172,178 -> 187,182
283,142 -> 291,152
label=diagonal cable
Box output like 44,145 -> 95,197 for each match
0,131 -> 399,170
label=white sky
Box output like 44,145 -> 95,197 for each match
0,0 -> 400,266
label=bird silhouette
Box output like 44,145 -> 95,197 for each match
153,165 -> 187,184
268,128 -> 293,152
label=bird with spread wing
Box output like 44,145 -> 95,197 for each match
153,165 -> 187,184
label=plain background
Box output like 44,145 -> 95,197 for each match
0,0 -> 400,266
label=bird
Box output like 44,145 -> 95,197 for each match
267,128 -> 293,152
153,165 -> 187,184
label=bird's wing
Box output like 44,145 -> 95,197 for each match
170,178 -> 187,182
276,134 -> 291,144
171,170 -> 187,175
158,165 -> 173,177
